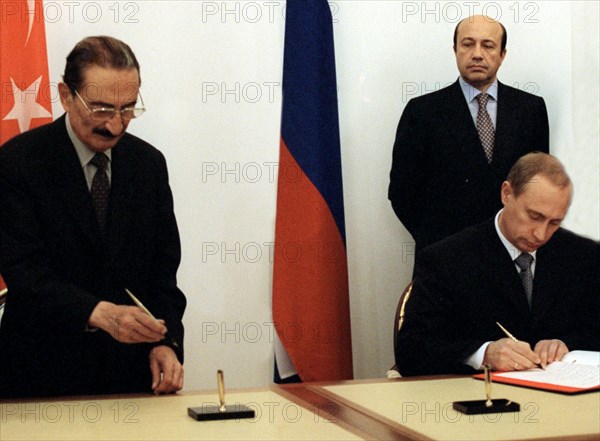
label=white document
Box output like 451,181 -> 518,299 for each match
495,351 -> 600,390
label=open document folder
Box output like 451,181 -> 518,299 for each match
475,351 -> 600,394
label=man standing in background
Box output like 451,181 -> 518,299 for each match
0,36 -> 186,397
389,15 -> 549,259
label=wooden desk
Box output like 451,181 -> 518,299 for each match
0,389 -> 365,440
2,377 -> 598,440
278,376 -> 600,441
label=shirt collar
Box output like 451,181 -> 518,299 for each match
494,209 -> 537,262
65,113 -> 111,168
459,76 -> 499,104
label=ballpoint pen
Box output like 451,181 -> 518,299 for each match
126,288 -> 179,348
496,321 -> 518,342
484,364 -> 493,407
496,321 -> 543,369
187,370 -> 255,420
217,370 -> 226,412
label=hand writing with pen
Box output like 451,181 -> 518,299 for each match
483,322 -> 569,371
88,291 -> 184,394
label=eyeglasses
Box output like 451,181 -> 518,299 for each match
73,89 -> 146,121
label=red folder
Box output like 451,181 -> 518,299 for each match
474,369 -> 600,394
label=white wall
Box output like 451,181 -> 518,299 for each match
40,1 -> 599,390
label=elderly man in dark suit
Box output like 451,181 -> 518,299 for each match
0,36 -> 186,397
389,15 -> 549,258
395,152 -> 599,376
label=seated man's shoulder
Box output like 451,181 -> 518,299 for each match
421,220 -> 491,257
547,228 -> 599,258
0,124 -> 63,181
0,119 -> 57,158
119,133 -> 167,164
414,223 -> 495,280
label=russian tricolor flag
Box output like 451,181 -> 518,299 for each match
272,0 -> 353,382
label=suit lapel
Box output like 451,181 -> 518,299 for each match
480,222 -> 531,319
493,82 -> 519,172
530,239 -> 561,317
105,139 -> 137,260
49,116 -> 139,257
446,81 -> 492,170
50,117 -> 104,248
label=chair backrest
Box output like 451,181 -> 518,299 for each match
393,281 -> 413,353
0,288 -> 7,308
0,288 -> 7,323
387,281 -> 414,377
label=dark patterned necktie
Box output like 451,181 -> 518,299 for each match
476,93 -> 495,163
515,252 -> 534,308
90,152 -> 110,230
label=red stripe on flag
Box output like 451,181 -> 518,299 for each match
1,0 -> 54,291
1,0 -> 53,145
273,138 -> 353,381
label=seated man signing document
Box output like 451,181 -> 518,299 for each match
0,36 -> 186,397
395,152 -> 599,376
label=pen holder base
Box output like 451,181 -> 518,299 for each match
453,399 -> 520,415
188,404 -> 256,421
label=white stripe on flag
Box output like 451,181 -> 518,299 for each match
274,331 -> 298,380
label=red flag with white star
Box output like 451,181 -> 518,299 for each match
0,0 -> 54,291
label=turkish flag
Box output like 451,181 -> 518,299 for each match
0,0 -> 54,291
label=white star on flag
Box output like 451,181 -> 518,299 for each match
1,0 -> 54,292
3,76 -> 53,134
1,0 -> 54,291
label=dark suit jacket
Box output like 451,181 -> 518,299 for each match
395,220 -> 600,376
0,115 -> 186,397
389,80 -> 549,255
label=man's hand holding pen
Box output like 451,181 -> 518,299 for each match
488,322 -> 570,371
483,338 -> 542,371
483,337 -> 569,371
88,301 -> 168,343
89,299 -> 184,394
